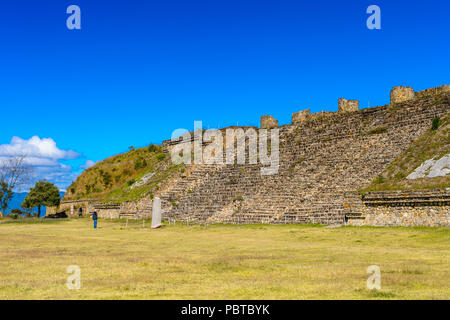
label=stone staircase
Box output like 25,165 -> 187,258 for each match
152,93 -> 449,224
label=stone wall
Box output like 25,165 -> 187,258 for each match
157,90 -> 449,226
46,199 -> 91,217
390,86 -> 415,104
260,115 -> 278,129
292,109 -> 310,123
415,85 -> 450,98
347,189 -> 449,227
47,197 -> 153,219
338,98 -> 359,112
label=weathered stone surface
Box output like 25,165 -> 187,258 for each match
407,154 -> 450,179
347,189 -> 449,227
415,85 -> 450,98
390,86 -> 415,104
151,197 -> 162,228
292,109 -> 310,123
338,98 -> 359,112
131,173 -> 155,189
261,115 -> 278,129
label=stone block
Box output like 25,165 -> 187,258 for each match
338,98 -> 359,112
292,109 -> 311,123
260,115 -> 278,129
390,86 -> 415,104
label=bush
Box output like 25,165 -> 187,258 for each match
374,175 -> 385,184
157,153 -> 165,161
135,159 -> 148,169
432,117 -> 441,130
127,179 -> 136,186
10,209 -> 24,219
367,127 -> 387,135
134,161 -> 142,169
148,144 -> 158,152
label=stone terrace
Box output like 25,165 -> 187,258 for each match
157,88 -> 449,224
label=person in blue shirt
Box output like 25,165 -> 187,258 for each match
92,211 -> 98,229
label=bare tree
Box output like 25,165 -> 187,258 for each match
0,155 -> 32,217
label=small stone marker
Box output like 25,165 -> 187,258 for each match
151,197 -> 162,229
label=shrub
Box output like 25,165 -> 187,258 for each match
374,175 -> 385,184
157,153 -> 165,161
102,172 -> 112,188
394,172 -> 405,180
10,209 -> 25,219
432,117 -> 441,130
134,161 -> 142,169
127,179 -> 136,186
148,144 -> 158,153
115,174 -> 121,182
367,127 -> 387,135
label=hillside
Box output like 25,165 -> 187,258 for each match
64,145 -> 185,202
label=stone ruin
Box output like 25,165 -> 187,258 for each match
260,115 -> 278,129
52,85 -> 450,226
292,109 -> 311,123
390,86 -> 415,104
338,98 -> 359,113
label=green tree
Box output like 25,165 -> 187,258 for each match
0,181 -> 14,218
21,197 -> 34,217
22,181 -> 61,218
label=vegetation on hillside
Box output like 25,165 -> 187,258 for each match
65,144 -> 185,202
363,111 -> 450,192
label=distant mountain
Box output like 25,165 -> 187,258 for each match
5,192 -> 65,217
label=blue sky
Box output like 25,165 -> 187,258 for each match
0,0 -> 449,190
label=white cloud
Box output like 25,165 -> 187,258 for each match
0,136 -> 82,191
80,160 -> 96,169
0,136 -> 80,159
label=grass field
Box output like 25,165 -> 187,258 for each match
0,218 -> 448,300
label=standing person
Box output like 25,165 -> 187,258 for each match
92,211 -> 98,229
78,207 -> 83,217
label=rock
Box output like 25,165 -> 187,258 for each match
407,154 -> 450,179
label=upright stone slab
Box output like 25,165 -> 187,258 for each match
390,86 -> 415,104
292,109 -> 311,123
151,197 -> 162,229
338,98 -> 359,112
260,115 -> 278,129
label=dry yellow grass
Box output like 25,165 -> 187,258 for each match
0,218 -> 448,300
